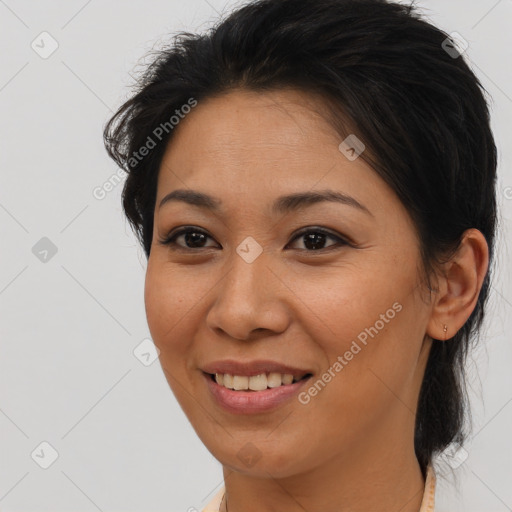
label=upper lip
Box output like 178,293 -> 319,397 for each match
201,359 -> 313,378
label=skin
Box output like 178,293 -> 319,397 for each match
144,88 -> 489,512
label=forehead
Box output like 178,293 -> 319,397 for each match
155,87 -> 395,221
161,89 -> 362,171
169,88 -> 340,155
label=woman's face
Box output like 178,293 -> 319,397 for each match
145,88 -> 434,477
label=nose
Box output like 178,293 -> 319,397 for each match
205,250 -> 291,341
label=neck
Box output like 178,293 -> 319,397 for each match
219,415 -> 425,512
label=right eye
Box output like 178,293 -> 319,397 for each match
158,227 -> 220,251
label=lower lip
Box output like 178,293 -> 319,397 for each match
203,372 -> 312,414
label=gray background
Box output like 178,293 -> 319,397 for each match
0,0 -> 511,511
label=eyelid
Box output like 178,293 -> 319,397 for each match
287,226 -> 350,249
158,226 -> 219,249
158,225 -> 351,251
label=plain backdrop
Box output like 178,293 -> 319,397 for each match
1,0 -> 511,511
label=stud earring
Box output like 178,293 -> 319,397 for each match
443,324 -> 448,341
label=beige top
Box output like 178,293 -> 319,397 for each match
202,464 -> 436,512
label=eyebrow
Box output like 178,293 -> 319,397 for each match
158,188 -> 373,217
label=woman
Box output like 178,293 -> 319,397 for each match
103,0 -> 497,510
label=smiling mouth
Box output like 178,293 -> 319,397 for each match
206,371 -> 313,391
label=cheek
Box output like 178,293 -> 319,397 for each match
301,269 -> 418,406
144,264 -> 204,414
144,262 -> 195,352
299,268 -> 402,351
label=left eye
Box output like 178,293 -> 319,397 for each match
287,228 -> 348,251
158,227 -> 348,252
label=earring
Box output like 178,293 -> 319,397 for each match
443,324 -> 448,341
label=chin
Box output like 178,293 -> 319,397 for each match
209,440 -> 307,478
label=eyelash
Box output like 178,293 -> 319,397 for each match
157,226 -> 351,252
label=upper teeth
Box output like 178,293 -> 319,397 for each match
215,372 -> 303,391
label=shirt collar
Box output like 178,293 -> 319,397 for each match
420,463 -> 437,512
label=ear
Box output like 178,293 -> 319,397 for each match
426,228 -> 489,341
